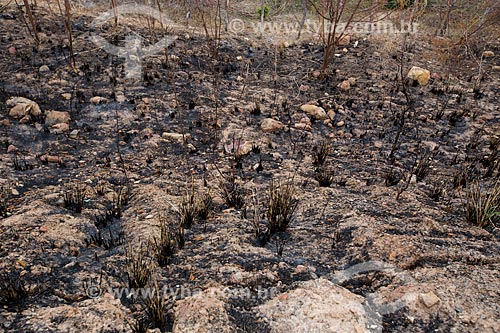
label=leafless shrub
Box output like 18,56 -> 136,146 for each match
309,0 -> 387,72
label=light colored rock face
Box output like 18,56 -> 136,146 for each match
407,66 -> 431,86
261,118 -> 285,133
45,110 -> 70,126
173,287 -> 232,333
300,104 -> 327,120
258,278 -> 369,333
22,294 -> 130,333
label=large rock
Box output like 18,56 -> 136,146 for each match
173,287 -> 232,333
300,104 -> 327,120
407,66 -> 431,86
45,110 -> 70,126
258,278 -> 369,333
22,293 -> 131,332
261,118 -> 285,133
6,97 -> 42,118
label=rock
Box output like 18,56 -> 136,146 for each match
407,66 -> 431,86
417,114 -> 427,122
187,143 -> 197,154
51,122 -> 70,133
19,115 -> 31,123
141,128 -> 154,139
272,152 -> 283,161
431,72 -> 442,81
327,110 -> 335,120
312,70 -> 321,78
0,119 -> 9,126
299,117 -> 311,126
482,51 -> 495,58
9,104 -> 27,118
224,140 -> 252,156
8,46 -> 16,55
11,188 -> 19,196
7,97 -> 42,119
90,96 -> 109,104
259,278 -> 368,333
294,123 -> 312,131
7,145 -> 17,153
336,121 -> 345,127
492,66 -> 500,71
300,104 -> 327,120
162,132 -> 191,141
351,128 -> 366,138
40,155 -> 63,164
22,294 -> 131,332
173,287 -> 232,333
69,130 -> 79,139
294,265 -> 308,274
261,118 -> 285,133
45,111 -> 70,126
61,93 -> 72,100
39,65 -> 50,73
419,291 -> 440,308
253,162 -> 263,171
337,34 -> 351,46
338,80 -> 351,91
